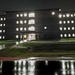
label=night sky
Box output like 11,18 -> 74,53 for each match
0,0 -> 75,13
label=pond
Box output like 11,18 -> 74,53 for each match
0,57 -> 75,75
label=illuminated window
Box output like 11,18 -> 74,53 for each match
20,27 -> 23,31
68,34 -> 71,37
51,12 -> 55,15
28,26 -> 35,31
16,35 -> 19,38
74,14 -> 75,16
3,36 -> 5,39
24,13 -> 27,17
44,26 -> 47,29
59,9 -> 61,11
0,36 -> 2,39
66,14 -> 70,17
0,24 -> 2,26
67,20 -> 70,24
16,28 -> 19,31
29,12 -> 35,17
59,21 -> 62,24
68,27 -> 70,30
72,34 -> 75,37
60,34 -> 63,37
58,14 -> 62,18
28,19 -> 35,24
24,27 -> 26,31
16,21 -> 19,24
63,21 -> 66,24
59,27 -> 62,31
72,27 -> 74,30
3,24 -> 5,26
64,34 -> 67,37
24,20 -> 27,23
20,20 -> 23,24
71,14 -> 73,17
16,14 -> 19,17
63,15 -> 65,17
0,30 -> 2,33
20,35 -> 22,38
64,27 -> 66,30
3,30 -> 5,32
20,14 -> 23,17
4,18 -> 6,20
0,18 -> 3,21
71,20 -> 74,23
24,35 -> 26,38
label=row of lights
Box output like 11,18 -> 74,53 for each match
16,12 -> 35,17
16,26 -> 35,31
0,24 -> 5,27
59,13 -> 75,18
60,34 -> 75,37
59,27 -> 74,31
16,19 -> 35,25
59,20 -> 74,24
16,35 -> 23,39
0,30 -> 5,33
0,18 -> 6,21
0,36 -> 5,39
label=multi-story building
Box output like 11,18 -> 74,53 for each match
0,9 -> 75,40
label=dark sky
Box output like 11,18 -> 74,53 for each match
0,0 -> 75,13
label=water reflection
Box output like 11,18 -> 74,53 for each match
0,58 -> 75,75
0,45 -> 5,50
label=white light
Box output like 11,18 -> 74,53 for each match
16,28 -> 19,31
64,34 -> 67,37
3,24 -> 5,26
0,36 -> 2,39
59,27 -> 62,31
72,27 -> 74,30
16,21 -> 19,24
24,13 -> 27,17
16,35 -> 19,38
68,34 -> 71,37
29,12 -> 35,17
24,40 -> 27,42
67,20 -> 70,24
51,12 -> 55,15
20,27 -> 23,31
72,34 -> 75,37
60,34 -> 63,37
20,20 -> 23,24
71,14 -> 73,17
24,20 -> 27,23
24,27 -> 26,31
0,18 -> 3,21
44,26 -> 47,29
59,9 -> 61,11
3,36 -> 5,39
3,30 -> 5,32
64,27 -> 66,30
28,26 -> 35,31
59,21 -> 62,24
63,15 -> 65,17
20,14 -> 23,17
66,14 -> 70,17
20,40 -> 23,43
68,27 -> 70,30
16,14 -> 19,17
71,20 -> 74,23
0,24 -> 2,26
24,35 -> 26,38
63,21 -> 66,24
28,19 -> 35,24
0,30 -> 2,33
20,35 -> 22,38
74,14 -> 75,16
4,18 -> 6,20
16,42 -> 19,45
58,14 -> 62,18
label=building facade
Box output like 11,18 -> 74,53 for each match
0,9 -> 75,40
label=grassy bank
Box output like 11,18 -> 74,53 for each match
0,41 -> 75,57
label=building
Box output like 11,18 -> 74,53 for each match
0,9 -> 75,40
